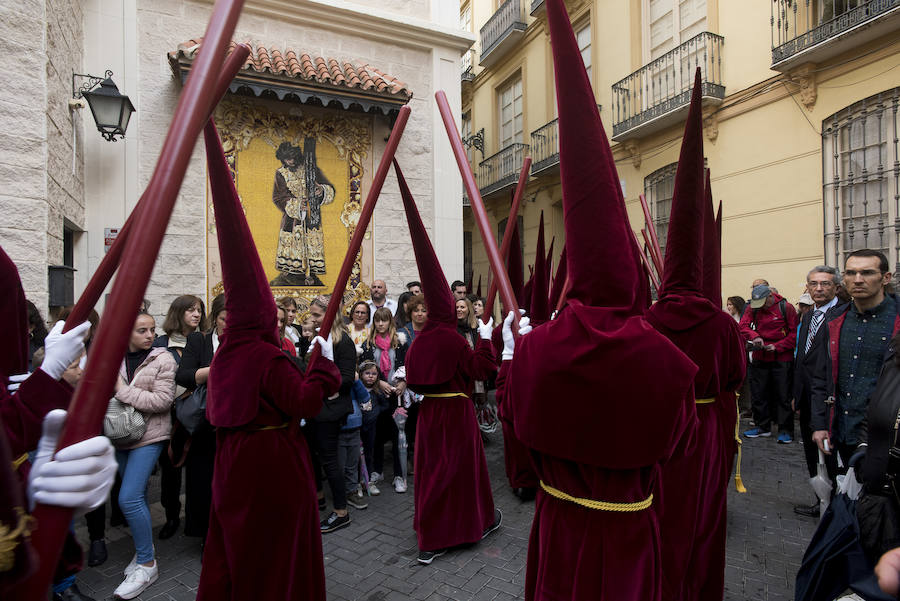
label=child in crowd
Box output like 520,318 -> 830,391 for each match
342,375 -> 369,510
358,361 -> 386,495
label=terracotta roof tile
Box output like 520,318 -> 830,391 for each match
169,39 -> 411,100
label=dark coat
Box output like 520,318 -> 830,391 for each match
176,331 -> 215,391
313,332 -> 355,423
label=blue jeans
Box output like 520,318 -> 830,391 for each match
116,442 -> 165,563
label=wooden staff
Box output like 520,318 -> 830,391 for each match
630,226 -> 660,290
554,275 -> 570,314
483,157 -> 531,317
62,44 -> 251,333
306,104 -> 411,370
641,228 -> 663,276
639,193 -> 664,270
435,90 -> 519,323
20,2 -> 244,596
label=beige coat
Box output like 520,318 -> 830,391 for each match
114,347 -> 176,449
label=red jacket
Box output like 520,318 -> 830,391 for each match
738,293 -> 799,362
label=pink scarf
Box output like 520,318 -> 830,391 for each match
374,333 -> 392,378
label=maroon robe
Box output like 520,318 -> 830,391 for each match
495,361 -> 538,489
407,328 -> 498,551
646,300 -> 745,600
197,353 -> 339,601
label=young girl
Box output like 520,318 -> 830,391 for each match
112,313 -> 177,599
358,361 -> 386,495
360,308 -> 409,493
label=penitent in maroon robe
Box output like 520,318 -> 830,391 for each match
393,160 -> 499,552
507,1 -> 699,599
644,77 -> 746,600
196,122 -> 340,601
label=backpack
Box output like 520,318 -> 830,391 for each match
749,298 -> 787,332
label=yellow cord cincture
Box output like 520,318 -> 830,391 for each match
0,507 -> 35,573
11,453 -> 28,471
734,398 -> 747,493
540,481 -> 653,512
695,397 -> 716,404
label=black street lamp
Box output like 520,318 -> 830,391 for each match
72,71 -> 136,141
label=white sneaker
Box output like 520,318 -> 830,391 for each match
393,476 -> 407,493
114,561 -> 158,599
123,545 -> 154,576
369,481 -> 381,496
370,471 -> 382,483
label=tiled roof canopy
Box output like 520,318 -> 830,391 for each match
168,40 -> 412,115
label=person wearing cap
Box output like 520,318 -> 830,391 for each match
810,250 -> 900,476
739,282 -> 799,443
792,266 -> 843,518
797,293 -> 815,317
506,1 -> 698,598
197,124 -> 341,601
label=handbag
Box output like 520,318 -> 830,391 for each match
176,384 -> 207,435
103,397 -> 147,444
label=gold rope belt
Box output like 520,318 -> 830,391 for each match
423,392 -> 469,399
539,481 -> 653,512
11,454 -> 28,471
0,507 -> 35,572
695,397 -> 716,404
253,422 -> 289,431
734,397 -> 747,493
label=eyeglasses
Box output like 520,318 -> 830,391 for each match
807,281 -> 835,288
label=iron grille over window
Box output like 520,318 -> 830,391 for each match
644,163 -> 678,257
823,87 -> 900,269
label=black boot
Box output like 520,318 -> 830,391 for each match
87,539 -> 107,567
53,582 -> 95,601
793,502 -> 820,518
159,518 -> 180,539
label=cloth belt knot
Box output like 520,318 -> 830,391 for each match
539,481 -> 653,512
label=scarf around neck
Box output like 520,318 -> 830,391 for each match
374,333 -> 392,379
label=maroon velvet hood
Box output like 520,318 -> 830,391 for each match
0,247 -> 28,380
393,160 -> 469,388
509,0 -> 697,467
506,217 -> 525,313
647,69 -> 721,332
702,170 -> 723,308
204,121 -> 286,428
547,244 -> 567,312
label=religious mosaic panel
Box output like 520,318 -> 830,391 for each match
207,97 -> 374,315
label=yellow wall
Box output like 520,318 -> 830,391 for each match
462,0 -> 900,307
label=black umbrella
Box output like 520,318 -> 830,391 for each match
796,493 -> 894,601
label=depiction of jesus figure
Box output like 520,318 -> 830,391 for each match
270,140 -> 335,287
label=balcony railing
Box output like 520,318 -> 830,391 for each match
530,0 -> 545,14
461,49 -> 475,83
480,0 -> 527,66
771,0 -> 900,68
611,32 -> 724,141
478,143 -> 529,197
530,105 -> 601,175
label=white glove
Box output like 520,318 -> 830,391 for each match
311,334 -> 334,362
502,310 -> 532,361
28,409 -> 117,514
477,317 -> 494,341
6,373 -> 29,393
40,321 -> 91,381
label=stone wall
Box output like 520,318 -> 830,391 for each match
0,0 -> 84,314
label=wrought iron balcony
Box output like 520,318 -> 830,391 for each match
478,143 -> 529,197
480,0 -> 527,68
530,0 -> 545,14
461,48 -> 475,83
530,105 -> 601,175
771,0 -> 900,71
611,32 -> 724,142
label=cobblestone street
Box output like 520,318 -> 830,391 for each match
74,417 -> 819,600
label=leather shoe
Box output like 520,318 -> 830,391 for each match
87,538 -> 107,567
159,518 -> 180,540
513,487 -> 536,502
793,502 -> 820,518
53,582 -> 95,601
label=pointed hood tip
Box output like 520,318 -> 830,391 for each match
659,67 -> 705,297
506,218 -> 525,310
392,159 -> 455,326
547,0 -> 644,314
529,212 -> 550,324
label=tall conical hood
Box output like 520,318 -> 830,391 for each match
529,212 -> 550,324
476,274 -> 482,298
702,170 -> 723,307
545,236 -> 555,283
547,0 -> 645,312
204,122 -> 278,344
506,219 -> 525,311
548,244 -> 567,311
659,68 -> 705,298
393,160 -> 455,326
0,246 -> 28,379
